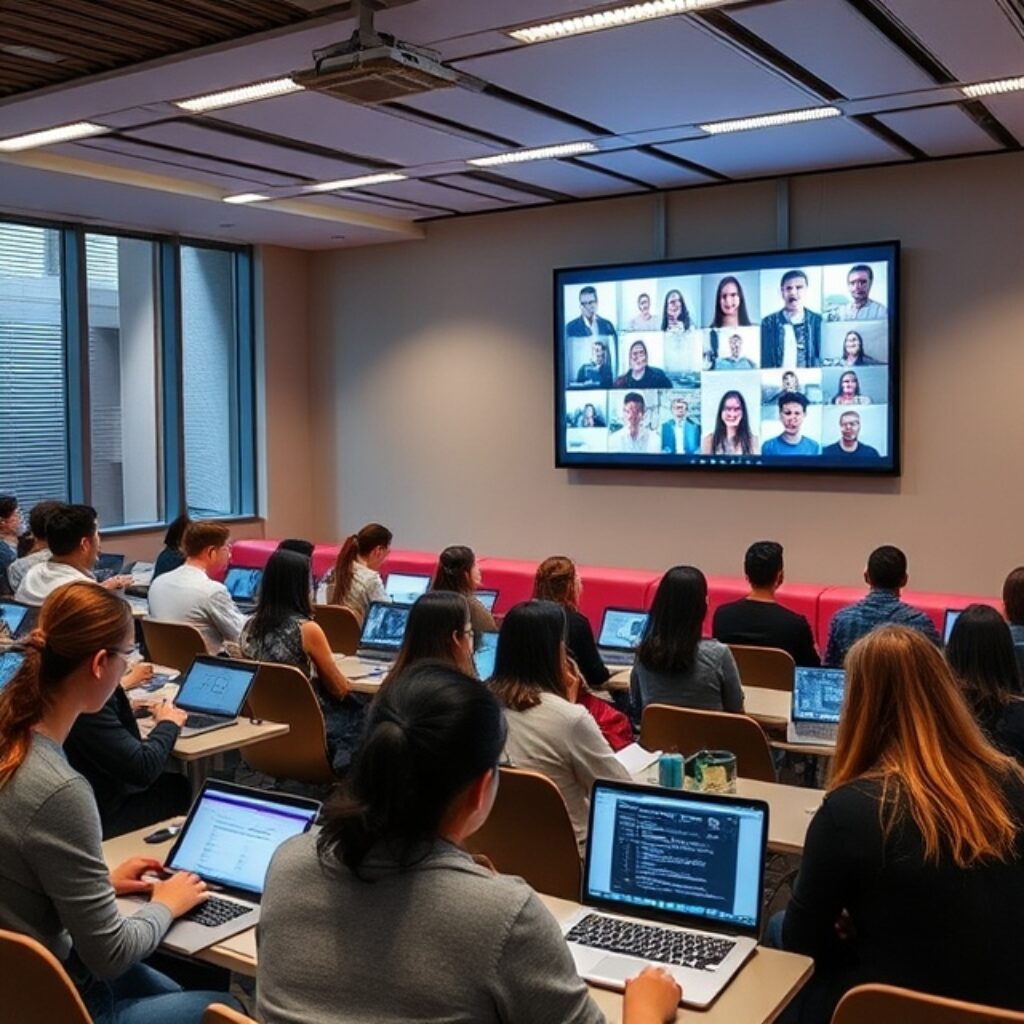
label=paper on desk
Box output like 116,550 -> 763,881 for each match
219,927 -> 258,961
615,742 -> 661,775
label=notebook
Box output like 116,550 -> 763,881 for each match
222,566 -> 263,607
0,650 -> 25,689
0,600 -> 35,644
119,781 -> 320,955
476,589 -> 499,612
384,572 -> 430,605
564,779 -> 767,1009
597,607 -> 649,666
173,656 -> 259,737
474,630 -> 498,680
786,666 -> 845,746
943,608 -> 961,644
356,602 -> 412,661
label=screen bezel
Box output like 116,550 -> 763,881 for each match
174,655 -> 257,716
554,239 -> 901,476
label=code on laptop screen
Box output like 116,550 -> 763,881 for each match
792,668 -> 845,723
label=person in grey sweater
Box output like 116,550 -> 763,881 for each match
257,662 -> 682,1024
630,566 -> 744,726
0,581 -> 237,1024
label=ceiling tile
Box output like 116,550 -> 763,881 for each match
577,149 -> 714,188
876,105 -> 999,156
979,94 -> 1024,148
486,159 -> 638,198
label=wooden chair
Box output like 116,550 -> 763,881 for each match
832,984 -> 1024,1024
313,603 -> 361,654
243,662 -> 336,784
0,929 -> 93,1023
141,619 -> 208,674
639,704 -> 776,783
727,644 -> 796,692
203,1004 -> 260,1024
464,767 -> 581,901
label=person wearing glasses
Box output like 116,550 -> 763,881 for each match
565,285 -> 617,342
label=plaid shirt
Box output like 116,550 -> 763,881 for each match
825,590 -> 941,667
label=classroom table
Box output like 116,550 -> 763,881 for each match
333,653 -> 389,694
102,825 -> 814,1023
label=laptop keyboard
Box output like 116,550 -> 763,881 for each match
793,721 -> 838,741
180,896 -> 251,928
566,913 -> 735,971
184,712 -> 228,730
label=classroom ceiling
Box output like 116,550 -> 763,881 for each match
0,0 -> 1021,249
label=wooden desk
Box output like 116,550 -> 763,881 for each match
333,654 -> 388,695
103,827 -> 813,1022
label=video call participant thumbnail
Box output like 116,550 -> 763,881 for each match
762,392 -> 820,457
566,286 -> 617,342
610,392 -> 660,453
715,333 -> 757,370
661,396 -> 700,454
761,270 -> 822,368
614,339 -> 671,389
822,411 -> 880,460
827,263 -> 887,321
575,339 -> 613,388
628,292 -> 658,330
701,390 -> 759,456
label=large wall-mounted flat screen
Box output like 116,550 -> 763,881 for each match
555,241 -> 899,475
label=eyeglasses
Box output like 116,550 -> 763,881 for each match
462,625 -> 475,637
106,644 -> 140,660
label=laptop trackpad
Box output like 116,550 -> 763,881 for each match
592,954 -> 649,983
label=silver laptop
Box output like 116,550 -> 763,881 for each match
120,781 -> 320,955
0,600 -> 35,644
384,572 -> 430,605
473,630 -> 498,680
564,779 -> 768,1009
223,566 -> 263,609
786,666 -> 845,745
356,601 -> 412,662
597,607 -> 649,666
476,589 -> 499,612
174,656 -> 259,737
943,608 -> 961,644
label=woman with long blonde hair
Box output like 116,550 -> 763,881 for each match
776,626 -> 1024,1019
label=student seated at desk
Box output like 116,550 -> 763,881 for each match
257,662 -> 680,1024
773,626 -> 1024,1020
946,604 -> 1024,764
380,591 -> 476,691
316,522 -> 392,619
490,601 -> 630,848
151,513 -> 189,582
0,582 -> 238,1024
431,544 -> 497,636
630,566 -> 743,723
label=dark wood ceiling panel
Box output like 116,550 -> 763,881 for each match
0,0 -> 313,99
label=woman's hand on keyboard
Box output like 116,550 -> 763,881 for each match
152,701 -> 188,728
623,965 -> 682,1023
151,871 -> 209,918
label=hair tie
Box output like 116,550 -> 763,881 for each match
22,629 -> 46,654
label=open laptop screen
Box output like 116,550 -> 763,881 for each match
175,657 -> 257,716
167,783 -> 319,895
224,567 -> 263,601
0,601 -> 31,641
384,573 -> 430,605
0,651 -> 24,689
585,782 -> 766,934
360,602 -> 412,651
792,667 -> 845,724
476,589 -> 498,612
474,630 -> 498,680
598,608 -> 649,650
943,609 -> 961,644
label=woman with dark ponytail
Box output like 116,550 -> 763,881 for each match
317,523 -> 393,619
257,661 -> 681,1024
431,544 -> 497,635
0,581 -> 238,1024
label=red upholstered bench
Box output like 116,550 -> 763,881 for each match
228,539 -> 279,568
577,565 -> 661,634
311,544 -> 340,581
477,557 -> 539,616
380,549 -> 439,582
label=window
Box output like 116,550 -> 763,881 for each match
0,218 -> 254,530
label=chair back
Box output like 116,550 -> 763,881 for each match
639,704 -> 776,782
141,619 -> 208,674
243,662 -> 336,784
313,604 -> 361,654
203,1004 -> 260,1024
0,929 -> 93,1024
832,984 -> 1024,1024
464,767 -> 581,901
727,644 -> 796,692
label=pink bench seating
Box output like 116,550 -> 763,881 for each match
380,549 -> 439,583
477,557 -> 539,616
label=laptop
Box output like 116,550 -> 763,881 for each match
597,607 -> 650,666
786,666 -> 845,746
94,552 -> 126,582
0,650 -> 25,689
0,600 -> 35,644
173,656 -> 259,737
474,630 -> 498,680
223,566 -> 263,609
564,779 -> 768,1009
119,780 -> 320,955
476,589 -> 499,613
943,608 -> 961,644
356,601 -> 412,662
384,572 -> 431,605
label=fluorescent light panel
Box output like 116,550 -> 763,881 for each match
468,141 -> 597,166
176,77 -> 302,113
222,193 -> 270,205
0,121 -> 107,152
508,0 -> 736,44
700,106 -> 841,135
962,76 -> 1024,98
308,172 -> 407,192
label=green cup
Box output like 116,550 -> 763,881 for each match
693,749 -> 737,794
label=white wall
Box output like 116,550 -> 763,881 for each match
305,152 -> 1024,595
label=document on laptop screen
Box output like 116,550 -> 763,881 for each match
177,661 -> 254,716
599,610 -> 648,649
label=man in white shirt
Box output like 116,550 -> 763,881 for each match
609,392 -> 660,454
829,263 -> 887,321
147,521 -> 245,653
6,499 -> 62,595
15,504 -> 133,607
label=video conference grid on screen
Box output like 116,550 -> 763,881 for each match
556,242 -> 898,474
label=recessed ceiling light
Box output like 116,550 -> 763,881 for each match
962,76 -> 1024,99
222,193 -> 271,204
176,77 -> 303,113
699,106 -> 841,135
308,172 -> 407,192
0,121 -> 108,152
508,0 -> 738,44
468,141 -> 597,166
